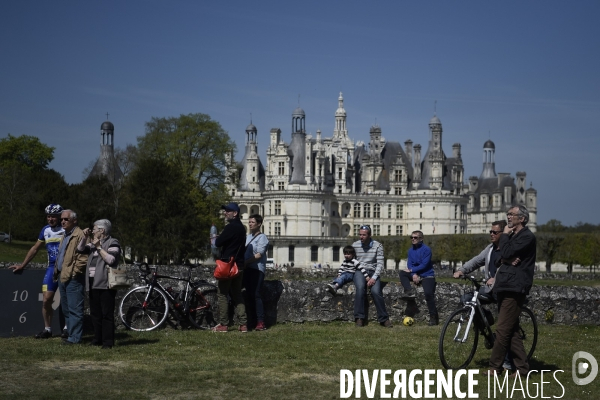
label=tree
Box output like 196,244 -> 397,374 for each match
537,219 -> 566,233
536,232 -> 565,273
119,157 -> 208,264
557,233 -> 582,274
67,175 -> 119,232
138,113 -> 236,193
0,134 -> 56,240
379,236 -> 410,269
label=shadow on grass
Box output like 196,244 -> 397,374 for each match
114,332 -> 160,346
471,356 -> 561,371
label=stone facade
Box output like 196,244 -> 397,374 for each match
466,140 -> 538,233
227,94 -> 537,268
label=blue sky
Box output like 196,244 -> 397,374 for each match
1,1 -> 599,226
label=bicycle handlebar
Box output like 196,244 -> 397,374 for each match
461,275 -> 485,291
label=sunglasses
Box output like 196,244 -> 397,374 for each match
411,236 -> 421,240
489,230 -> 502,235
360,225 -> 371,231
61,218 -> 71,221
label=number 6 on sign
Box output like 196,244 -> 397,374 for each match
19,312 -> 27,323
12,290 -> 29,301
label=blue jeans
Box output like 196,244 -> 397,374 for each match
333,272 -> 355,289
353,270 -> 389,323
58,274 -> 85,343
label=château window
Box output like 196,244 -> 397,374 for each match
396,225 -> 403,235
373,225 -> 380,236
394,170 -> 402,182
396,204 -> 404,219
311,246 -> 318,262
332,246 -> 340,262
373,204 -> 381,218
395,187 -> 402,195
274,200 -> 281,215
278,182 -> 285,191
278,162 -> 285,175
268,244 -> 273,258
387,225 -> 391,236
274,222 -> 281,236
353,224 -> 360,236
388,204 -> 392,218
364,203 -> 371,218
288,245 -> 295,262
353,203 -> 361,218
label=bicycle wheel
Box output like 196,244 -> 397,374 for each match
439,307 -> 479,369
518,306 -> 538,361
119,286 -> 169,331
188,283 -> 218,329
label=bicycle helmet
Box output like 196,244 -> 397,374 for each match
45,203 -> 64,215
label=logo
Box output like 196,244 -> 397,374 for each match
572,351 -> 598,385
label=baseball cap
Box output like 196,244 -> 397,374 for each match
221,203 -> 240,213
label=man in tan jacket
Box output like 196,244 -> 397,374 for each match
54,210 -> 88,344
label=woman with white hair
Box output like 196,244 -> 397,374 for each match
78,219 -> 121,349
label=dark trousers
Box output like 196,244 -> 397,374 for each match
399,270 -> 438,317
489,292 -> 529,374
243,267 -> 265,327
89,278 -> 117,347
217,271 -> 246,326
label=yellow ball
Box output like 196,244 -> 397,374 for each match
403,316 -> 415,326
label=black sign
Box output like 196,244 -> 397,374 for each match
0,269 -> 62,337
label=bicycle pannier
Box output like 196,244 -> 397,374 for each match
108,265 -> 130,289
214,257 -> 240,280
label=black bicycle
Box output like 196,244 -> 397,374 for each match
439,275 -> 538,369
119,262 -> 218,331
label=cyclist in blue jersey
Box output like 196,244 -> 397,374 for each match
10,204 -> 66,338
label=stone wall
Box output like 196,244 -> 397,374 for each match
118,265 -> 599,327
4,263 -> 599,328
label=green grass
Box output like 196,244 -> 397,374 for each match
0,323 -> 598,399
0,240 -> 47,264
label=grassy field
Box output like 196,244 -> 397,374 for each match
0,322 -> 598,399
0,240 -> 48,264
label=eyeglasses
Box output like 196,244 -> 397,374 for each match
411,236 -> 421,240
61,218 -> 71,221
489,230 -> 502,235
506,212 -> 521,217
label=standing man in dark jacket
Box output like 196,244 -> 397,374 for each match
487,205 -> 536,377
212,203 -> 247,333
